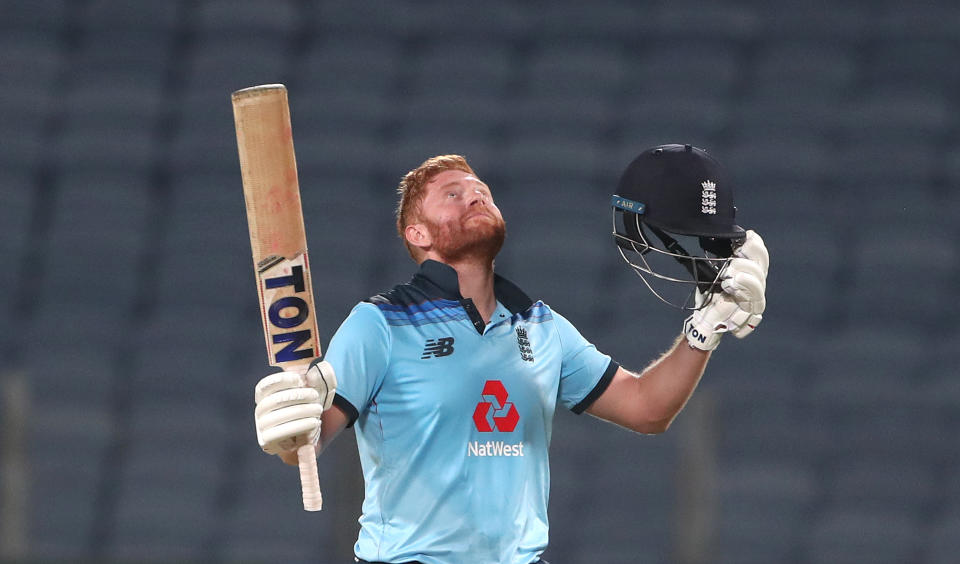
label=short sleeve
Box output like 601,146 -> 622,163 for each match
323,302 -> 391,426
552,309 -> 618,413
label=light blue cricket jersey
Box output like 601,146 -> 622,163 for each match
324,260 -> 618,564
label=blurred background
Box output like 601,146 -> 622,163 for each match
1,0 -> 958,562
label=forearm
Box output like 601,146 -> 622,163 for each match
587,335 -> 711,433
634,335 -> 711,429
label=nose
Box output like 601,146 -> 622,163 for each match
468,188 -> 486,207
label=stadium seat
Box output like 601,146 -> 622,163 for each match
80,0 -> 181,31
837,90 -> 953,146
129,341 -> 235,403
748,1 -> 876,41
67,30 -> 173,81
523,42 -> 626,97
616,96 -> 729,157
22,344 -> 119,412
865,39 -> 960,97
526,0 -> 644,42
193,0 -> 300,37
404,0 -> 530,41
54,124 -> 160,174
0,171 -> 34,303
24,302 -> 131,356
411,39 -> 519,98
107,480 -> 218,561
28,404 -> 115,560
61,78 -> 167,132
1,31 -> 64,92
46,171 -> 152,252
726,135 -> 831,186
824,405 -> 950,466
506,91 -> 617,140
716,399 -> 830,465
218,448 -> 334,562
153,248 -> 250,310
750,40 -> 858,101
822,456 -> 936,514
842,224 -> 955,333
807,326 -> 929,406
295,33 -> 404,98
714,460 -> 817,563
875,1 -> 960,39
702,327 -> 809,402
2,0 -> 70,31
923,506 -> 960,564
497,132 -> 605,184
29,450 -> 104,560
656,1 -> 759,42
293,129 -> 395,179
310,0 -> 416,39
627,42 -> 743,98
804,505 -> 921,564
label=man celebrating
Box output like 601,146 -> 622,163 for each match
254,148 -> 768,564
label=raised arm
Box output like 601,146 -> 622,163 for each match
589,230 -> 769,434
586,338 -> 709,434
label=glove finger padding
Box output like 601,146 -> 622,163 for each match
731,313 -> 762,338
735,230 -> 769,275
685,294 -> 762,350
255,386 -> 323,455
721,263 -> 766,314
260,419 -> 319,454
256,401 -> 325,433
255,371 -> 304,403
255,387 -> 321,419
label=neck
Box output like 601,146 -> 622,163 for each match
429,256 -> 497,323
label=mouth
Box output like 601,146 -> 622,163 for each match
464,210 -> 495,222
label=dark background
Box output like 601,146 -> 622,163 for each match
1,1 -> 958,563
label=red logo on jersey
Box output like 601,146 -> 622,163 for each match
473,380 -> 519,432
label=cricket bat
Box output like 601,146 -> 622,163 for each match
232,84 -> 323,511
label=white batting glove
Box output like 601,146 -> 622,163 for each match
720,230 -> 768,318
684,290 -> 763,351
254,360 -> 337,455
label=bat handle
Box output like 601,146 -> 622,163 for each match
298,443 -> 322,511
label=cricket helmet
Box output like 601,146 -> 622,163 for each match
611,144 -> 746,309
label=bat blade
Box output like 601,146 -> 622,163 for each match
232,84 -> 321,370
232,84 -> 323,511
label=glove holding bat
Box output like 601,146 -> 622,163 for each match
254,360 -> 337,455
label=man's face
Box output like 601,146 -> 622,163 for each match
413,169 -> 506,263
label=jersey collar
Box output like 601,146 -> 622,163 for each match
412,260 -> 534,315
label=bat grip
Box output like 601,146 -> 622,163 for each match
298,443 -> 322,511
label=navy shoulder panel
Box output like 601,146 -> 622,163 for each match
365,281 -> 426,308
364,282 -> 466,327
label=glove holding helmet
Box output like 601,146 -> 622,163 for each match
611,144 -> 768,351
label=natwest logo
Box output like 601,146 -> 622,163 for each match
473,380 -> 519,432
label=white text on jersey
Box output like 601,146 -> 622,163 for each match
467,440 -> 525,457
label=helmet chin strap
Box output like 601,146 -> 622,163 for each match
644,224 -> 724,294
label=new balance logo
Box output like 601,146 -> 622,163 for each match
516,326 -> 534,362
421,337 -> 455,359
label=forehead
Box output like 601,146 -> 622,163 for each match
425,169 -> 486,192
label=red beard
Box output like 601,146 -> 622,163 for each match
424,211 -> 506,263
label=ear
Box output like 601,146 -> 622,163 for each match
404,223 -> 432,251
